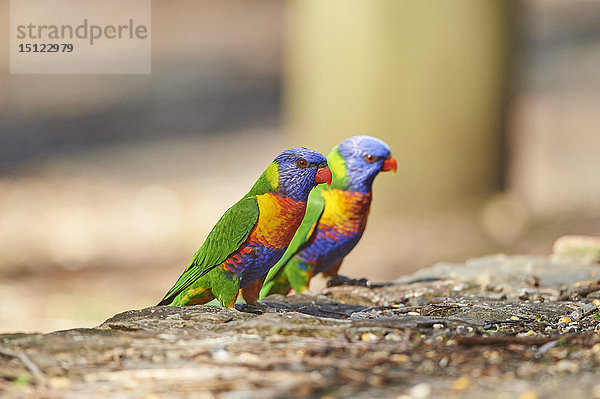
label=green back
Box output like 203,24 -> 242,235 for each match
158,162 -> 279,305
327,146 -> 350,190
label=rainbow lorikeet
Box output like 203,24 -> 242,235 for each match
260,136 -> 397,298
158,148 -> 332,308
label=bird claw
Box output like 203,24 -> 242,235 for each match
326,275 -> 372,288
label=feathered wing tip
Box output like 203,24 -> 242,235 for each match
157,297 -> 171,306
158,197 -> 259,307
161,286 -> 216,306
284,256 -> 312,293
157,269 -> 216,306
261,269 -> 293,297
261,255 -> 312,297
157,261 -> 220,306
159,266 -> 242,307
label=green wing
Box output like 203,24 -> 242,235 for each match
259,187 -> 325,298
158,196 -> 259,305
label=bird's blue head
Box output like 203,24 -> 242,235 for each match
274,148 -> 331,202
332,135 -> 397,193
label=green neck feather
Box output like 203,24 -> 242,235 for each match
247,162 -> 279,196
327,147 -> 349,190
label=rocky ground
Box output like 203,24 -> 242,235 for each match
1,241 -> 600,399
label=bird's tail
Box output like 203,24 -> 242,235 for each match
158,285 -> 216,306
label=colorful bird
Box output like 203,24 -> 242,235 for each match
260,136 -> 397,297
158,148 -> 332,308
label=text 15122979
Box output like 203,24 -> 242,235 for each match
18,44 -> 74,53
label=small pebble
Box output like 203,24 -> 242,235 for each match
409,382 -> 432,399
211,349 -> 229,361
361,332 -> 378,341
432,323 -> 444,329
391,354 -> 410,363
518,289 -> 530,300
384,333 -> 403,341
451,376 -> 470,391
439,357 -> 449,368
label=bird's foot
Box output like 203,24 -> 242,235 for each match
326,275 -> 372,288
235,302 -> 271,314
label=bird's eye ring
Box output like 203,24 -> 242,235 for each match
297,159 -> 308,168
365,154 -> 375,162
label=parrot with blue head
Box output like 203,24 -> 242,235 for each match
260,136 -> 396,297
158,147 -> 332,308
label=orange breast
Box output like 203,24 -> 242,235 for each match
251,193 -> 307,249
319,189 -> 372,234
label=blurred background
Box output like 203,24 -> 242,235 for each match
1,0 -> 599,333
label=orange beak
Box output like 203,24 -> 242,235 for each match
315,165 -> 332,187
382,156 -> 397,174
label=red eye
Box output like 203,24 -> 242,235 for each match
365,154 -> 375,162
297,159 -> 308,167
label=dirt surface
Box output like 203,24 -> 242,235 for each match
2,253 -> 600,398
